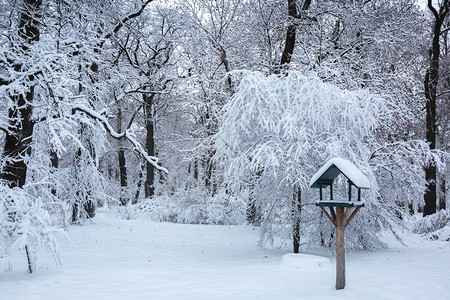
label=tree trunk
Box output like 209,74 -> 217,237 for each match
117,106 -> 128,205
279,0 -> 298,68
144,94 -> 155,198
25,245 -> 35,274
133,163 -> 145,204
72,131 -> 96,223
1,94 -> 34,188
193,160 -> 199,181
50,150 -> 58,196
204,150 -> 217,195
246,198 -> 260,226
72,148 -> 82,223
246,167 -> 263,226
292,186 -> 302,253
276,0 -> 312,72
439,178 -> 446,210
118,148 -> 127,201
423,0 -> 449,216
438,132 -> 447,211
219,46 -> 233,90
247,194 -> 261,226
1,0 -> 42,189
424,70 -> 437,216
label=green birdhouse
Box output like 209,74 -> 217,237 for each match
310,157 -> 370,208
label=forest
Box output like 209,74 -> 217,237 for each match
0,0 -> 449,297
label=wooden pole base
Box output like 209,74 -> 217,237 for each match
318,206 -> 361,290
335,207 -> 345,290
336,224 -> 345,289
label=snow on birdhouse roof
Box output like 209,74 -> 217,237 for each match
310,158 -> 370,189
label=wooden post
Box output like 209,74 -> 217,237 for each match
335,207 -> 346,290
310,159 -> 367,290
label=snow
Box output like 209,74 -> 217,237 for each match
281,253 -> 330,269
1,208 -> 449,300
310,158 -> 371,189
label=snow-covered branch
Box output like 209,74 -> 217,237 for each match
441,25 -> 450,35
0,125 -> 8,134
437,90 -> 450,97
71,104 -> 168,173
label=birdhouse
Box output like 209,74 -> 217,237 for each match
310,157 -> 370,208
310,158 -> 370,290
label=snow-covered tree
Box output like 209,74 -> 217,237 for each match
0,0 -> 166,271
215,70 -> 434,251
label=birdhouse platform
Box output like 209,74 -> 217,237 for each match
315,200 -> 365,208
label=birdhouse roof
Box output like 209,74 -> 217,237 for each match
310,158 -> 370,189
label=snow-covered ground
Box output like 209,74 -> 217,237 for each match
1,208 -> 449,300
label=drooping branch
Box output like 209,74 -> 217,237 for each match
71,104 -> 168,173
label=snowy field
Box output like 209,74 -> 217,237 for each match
1,208 -> 449,300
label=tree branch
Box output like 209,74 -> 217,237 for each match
0,126 -> 9,135
71,104 -> 167,173
441,25 -> 450,35
127,104 -> 143,130
102,0 -> 154,44
437,90 -> 450,97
